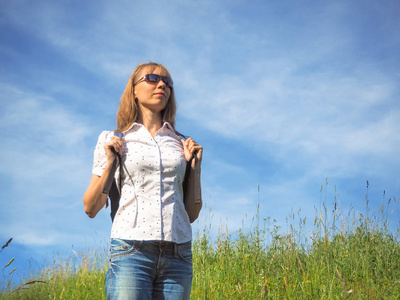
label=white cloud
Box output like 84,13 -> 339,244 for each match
0,84 -> 93,178
0,84 -> 96,246
178,60 -> 400,178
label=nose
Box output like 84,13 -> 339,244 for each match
156,79 -> 166,89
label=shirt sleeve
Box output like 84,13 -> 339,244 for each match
92,130 -> 113,176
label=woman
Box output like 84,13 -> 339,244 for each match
83,62 -> 203,299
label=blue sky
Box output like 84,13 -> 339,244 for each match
1,0 -> 399,286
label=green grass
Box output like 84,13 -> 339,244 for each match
1,246 -> 108,300
1,185 -> 400,299
190,209 -> 400,299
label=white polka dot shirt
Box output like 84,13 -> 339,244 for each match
92,122 -> 192,243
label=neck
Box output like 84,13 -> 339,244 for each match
137,108 -> 163,138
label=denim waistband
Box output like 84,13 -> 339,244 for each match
112,239 -> 191,252
151,240 -> 190,251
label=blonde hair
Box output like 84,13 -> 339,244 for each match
116,62 -> 177,132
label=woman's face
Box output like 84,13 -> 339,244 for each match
134,67 -> 171,114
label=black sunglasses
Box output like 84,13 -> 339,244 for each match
134,74 -> 174,88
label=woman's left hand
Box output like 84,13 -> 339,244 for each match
181,138 -> 203,163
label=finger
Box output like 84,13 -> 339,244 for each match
192,146 -> 202,154
195,147 -> 203,161
111,137 -> 122,148
114,141 -> 123,154
181,139 -> 188,149
106,139 -> 122,155
188,144 -> 195,155
189,140 -> 200,151
187,138 -> 197,148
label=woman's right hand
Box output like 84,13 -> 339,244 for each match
83,133 -> 124,218
104,134 -> 124,163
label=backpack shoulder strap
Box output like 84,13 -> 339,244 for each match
109,179 -> 120,222
109,153 -> 122,222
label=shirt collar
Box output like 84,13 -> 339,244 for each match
162,122 -> 174,132
122,122 -> 174,134
122,122 -> 141,133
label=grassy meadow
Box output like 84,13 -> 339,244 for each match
1,183 -> 400,299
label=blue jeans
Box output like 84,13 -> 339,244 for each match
105,239 -> 193,300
